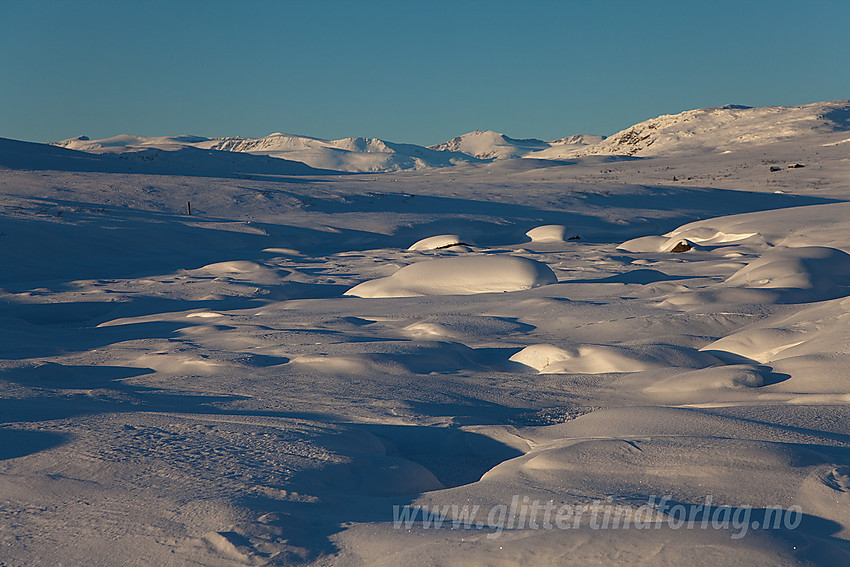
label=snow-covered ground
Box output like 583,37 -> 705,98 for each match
3,100 -> 850,565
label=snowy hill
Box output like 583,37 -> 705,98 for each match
428,130 -> 551,159
574,100 -> 850,156
54,134 -> 210,153
2,137 -> 332,177
56,132 -> 480,173
428,130 -> 606,161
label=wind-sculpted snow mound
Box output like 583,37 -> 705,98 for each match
618,229 -> 764,253
667,202 -> 850,250
619,202 -> 850,255
617,235 -> 695,253
525,225 -> 570,243
344,255 -> 557,298
644,364 -> 767,394
698,297 -> 850,394
187,260 -> 287,285
407,234 -> 468,251
726,246 -> 850,291
509,343 -> 719,374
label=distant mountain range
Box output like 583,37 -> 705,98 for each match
51,130 -> 607,173
3,100 -> 848,176
54,133 -> 480,173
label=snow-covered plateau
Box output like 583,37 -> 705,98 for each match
3,99 -> 850,565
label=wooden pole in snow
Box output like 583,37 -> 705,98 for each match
187,201 -> 191,215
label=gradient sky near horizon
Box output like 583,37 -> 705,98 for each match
3,0 -> 849,146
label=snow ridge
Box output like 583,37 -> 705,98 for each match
575,99 -> 850,156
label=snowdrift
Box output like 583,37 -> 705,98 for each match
726,246 -> 850,293
344,255 -> 557,298
525,225 -> 570,243
509,343 -> 719,374
407,234 -> 469,251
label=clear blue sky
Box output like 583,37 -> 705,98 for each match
2,0 -> 848,146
